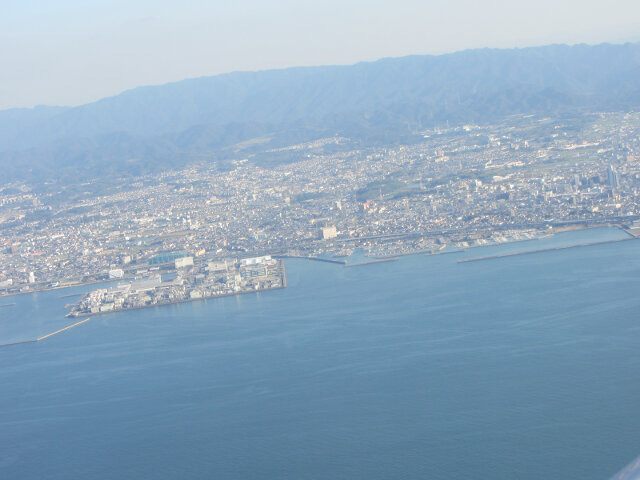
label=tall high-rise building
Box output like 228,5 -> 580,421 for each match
607,164 -> 619,189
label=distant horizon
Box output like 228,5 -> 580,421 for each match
3,39 -> 639,113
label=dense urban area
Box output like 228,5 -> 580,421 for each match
1,111 -> 640,303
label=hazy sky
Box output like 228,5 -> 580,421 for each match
2,0 -> 639,110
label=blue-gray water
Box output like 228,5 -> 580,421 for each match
2,227 -> 640,479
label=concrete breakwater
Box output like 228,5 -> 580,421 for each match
0,318 -> 92,348
345,258 -> 399,267
457,237 -> 637,263
373,248 -> 465,259
274,255 -> 346,265
59,293 -> 84,299
372,248 -> 438,259
276,254 -> 396,267
0,339 -> 38,347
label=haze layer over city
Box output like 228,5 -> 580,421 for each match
2,42 -> 640,299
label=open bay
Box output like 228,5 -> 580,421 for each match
1,227 -> 640,479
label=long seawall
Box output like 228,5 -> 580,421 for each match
345,258 -> 399,267
0,318 -> 92,348
457,237 -> 637,263
274,255 -> 346,265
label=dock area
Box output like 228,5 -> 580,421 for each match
67,282 -> 287,318
67,257 -> 287,317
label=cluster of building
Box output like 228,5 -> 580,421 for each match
67,256 -> 284,316
1,111 -> 640,295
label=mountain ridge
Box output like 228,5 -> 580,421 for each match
2,42 -> 640,183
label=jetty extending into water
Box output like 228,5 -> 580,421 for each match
35,318 -> 92,341
0,318 -> 92,348
457,237 -> 637,263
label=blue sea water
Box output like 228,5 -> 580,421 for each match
1,227 -> 640,479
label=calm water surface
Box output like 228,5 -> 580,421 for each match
1,228 -> 640,479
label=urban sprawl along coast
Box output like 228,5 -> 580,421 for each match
2,112 -> 640,312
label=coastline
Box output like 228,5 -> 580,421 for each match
292,224 -> 634,266
68,284 -> 287,318
2,223 -> 634,300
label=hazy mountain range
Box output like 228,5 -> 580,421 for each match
2,42 -> 640,184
